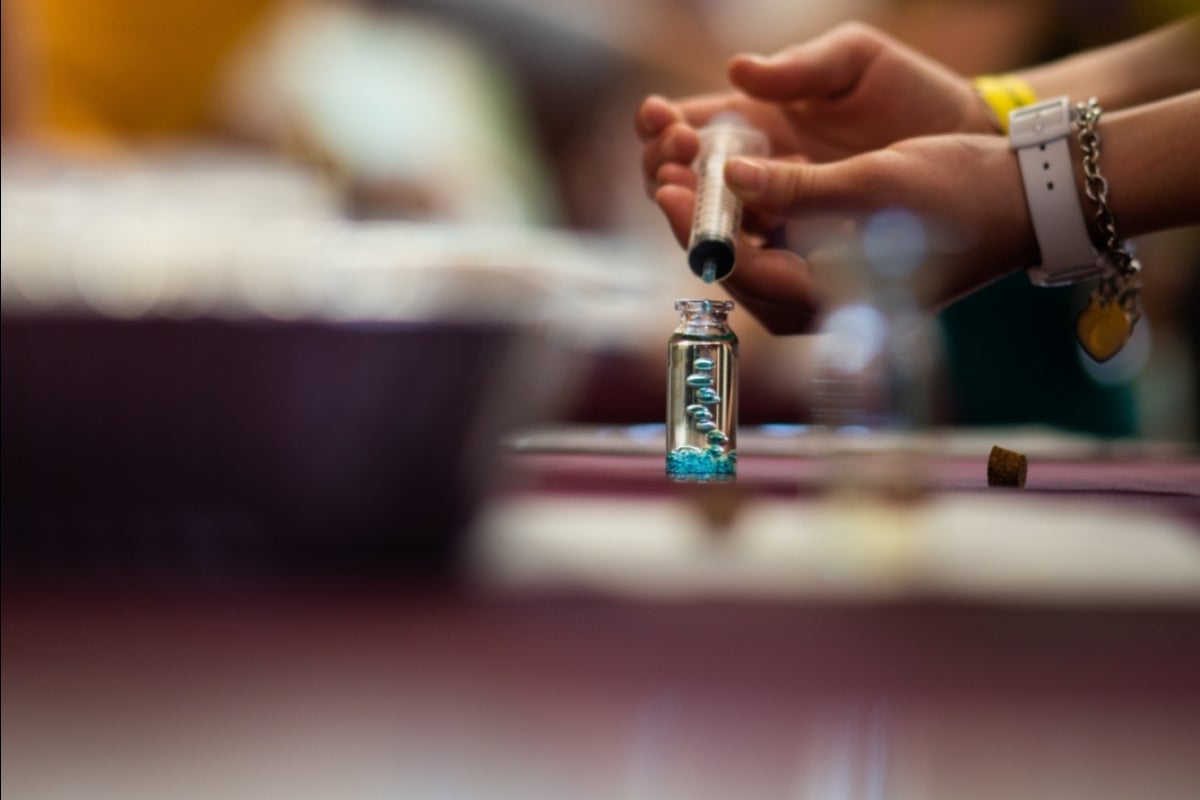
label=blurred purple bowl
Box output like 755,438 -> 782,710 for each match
1,314 -> 555,585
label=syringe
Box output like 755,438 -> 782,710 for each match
687,113 -> 769,284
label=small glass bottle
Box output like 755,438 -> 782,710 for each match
666,299 -> 738,481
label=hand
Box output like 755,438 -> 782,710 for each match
655,134 -> 1039,333
636,23 -> 1002,333
636,22 -> 995,198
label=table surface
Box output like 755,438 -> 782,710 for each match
477,427 -> 1200,605
5,427 -> 1200,800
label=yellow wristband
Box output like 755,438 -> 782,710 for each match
972,74 -> 1038,134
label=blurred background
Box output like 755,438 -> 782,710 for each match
4,0 -> 1198,438
3,1 -> 1199,798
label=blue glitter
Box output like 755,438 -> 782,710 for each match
666,446 -> 737,478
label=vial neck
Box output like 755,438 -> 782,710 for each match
675,299 -> 733,333
676,313 -> 730,334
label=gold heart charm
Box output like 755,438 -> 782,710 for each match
1076,296 -> 1134,362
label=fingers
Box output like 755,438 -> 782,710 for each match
634,94 -> 682,141
656,161 -> 696,190
725,156 -> 866,217
654,184 -> 694,249
641,126 -> 699,196
638,91 -> 763,195
638,90 -> 753,133
640,122 -> 700,196
657,174 -> 821,334
727,22 -> 885,102
724,248 -> 820,335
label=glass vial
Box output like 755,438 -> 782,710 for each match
666,299 -> 738,481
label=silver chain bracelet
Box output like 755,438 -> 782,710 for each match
1071,97 -> 1143,362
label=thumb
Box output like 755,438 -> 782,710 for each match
728,23 -> 884,102
725,157 -> 860,216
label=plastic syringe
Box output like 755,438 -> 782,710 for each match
687,113 -> 769,284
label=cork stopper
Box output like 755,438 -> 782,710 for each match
987,445 -> 1027,488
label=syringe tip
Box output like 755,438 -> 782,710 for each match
701,260 -> 718,284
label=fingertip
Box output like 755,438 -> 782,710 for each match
656,162 -> 696,190
731,39 -> 866,103
655,183 -> 692,216
636,94 -> 680,139
724,157 -> 769,197
655,184 -> 694,247
726,53 -> 765,90
663,123 -> 700,161
727,52 -> 770,73
727,48 -> 806,98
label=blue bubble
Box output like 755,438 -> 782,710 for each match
697,388 -> 720,403
695,420 -> 717,433
686,374 -> 713,387
685,404 -> 707,417
693,357 -> 714,371
706,430 -> 728,446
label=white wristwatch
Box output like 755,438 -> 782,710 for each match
1009,97 -> 1103,286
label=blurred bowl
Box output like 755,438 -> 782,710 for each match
1,314 -> 550,584
1,172 -> 572,584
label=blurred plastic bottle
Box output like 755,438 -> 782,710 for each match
810,209 -> 943,502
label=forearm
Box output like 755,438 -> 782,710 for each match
1070,90 -> 1200,244
1018,16 -> 1200,110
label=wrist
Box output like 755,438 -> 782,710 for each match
918,136 -> 1035,309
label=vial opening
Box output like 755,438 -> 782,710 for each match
674,298 -> 735,318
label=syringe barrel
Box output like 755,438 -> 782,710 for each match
686,114 -> 769,283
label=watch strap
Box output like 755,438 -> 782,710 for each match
1009,97 -> 1102,286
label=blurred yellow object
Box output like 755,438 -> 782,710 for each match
11,0 -> 279,142
971,74 -> 1037,134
